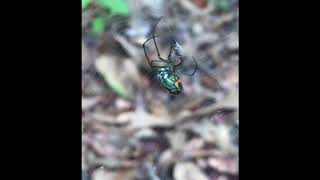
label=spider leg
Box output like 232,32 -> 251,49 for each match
168,46 -> 172,59
143,34 -> 169,66
152,16 -> 167,61
175,56 -> 198,76
189,56 -> 198,76
143,35 -> 159,67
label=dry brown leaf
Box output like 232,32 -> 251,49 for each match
92,169 -> 117,180
134,128 -> 157,139
166,130 -> 187,151
82,42 -> 89,66
159,150 -> 175,165
82,96 -> 100,110
95,55 -> 132,98
192,0 -> 208,8
192,121 -> 236,154
208,156 -> 238,175
115,98 -> 132,111
174,162 -> 209,180
184,138 -> 205,152
127,109 -> 173,129
91,113 -> 118,124
219,64 -> 238,90
215,88 -> 238,109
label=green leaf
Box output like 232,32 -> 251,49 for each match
82,0 -> 90,10
92,16 -> 106,35
98,0 -> 129,16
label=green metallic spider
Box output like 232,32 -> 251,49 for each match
143,17 -> 197,95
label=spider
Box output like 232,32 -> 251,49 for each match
142,16 -> 197,95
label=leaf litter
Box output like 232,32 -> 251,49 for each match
82,0 -> 238,179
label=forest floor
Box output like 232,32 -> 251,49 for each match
82,0 -> 238,179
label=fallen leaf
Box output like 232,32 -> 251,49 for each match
192,121 -> 236,153
92,168 -> 116,180
122,59 -> 140,83
82,97 -> 100,110
215,88 -> 238,109
127,109 -> 172,129
174,162 -> 209,180
192,0 -> 208,8
134,128 -> 157,139
159,150 -> 175,165
91,113 -> 130,125
82,42 -> 89,66
184,138 -> 205,152
95,55 -> 131,98
219,64 -> 238,90
115,98 -> 132,111
208,156 -> 238,175
166,130 -> 187,151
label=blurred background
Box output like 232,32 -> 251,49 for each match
82,0 -> 238,179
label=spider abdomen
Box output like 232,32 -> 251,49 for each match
157,67 -> 183,95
